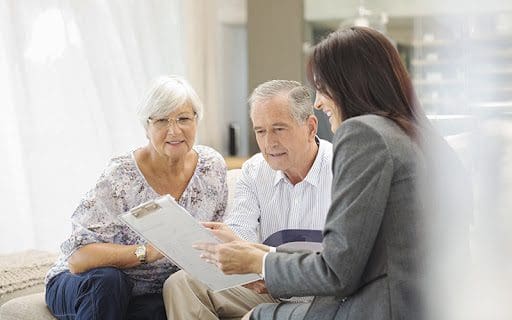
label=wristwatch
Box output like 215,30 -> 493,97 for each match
134,244 -> 147,264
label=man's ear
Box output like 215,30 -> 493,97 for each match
306,115 -> 318,141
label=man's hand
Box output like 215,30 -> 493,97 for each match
201,222 -> 242,242
243,279 -> 268,294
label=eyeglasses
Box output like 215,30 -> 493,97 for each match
148,113 -> 197,130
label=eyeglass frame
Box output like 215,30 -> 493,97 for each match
148,112 -> 198,130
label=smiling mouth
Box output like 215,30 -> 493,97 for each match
166,141 -> 184,145
269,152 -> 286,157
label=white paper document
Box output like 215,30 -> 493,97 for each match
119,195 -> 261,292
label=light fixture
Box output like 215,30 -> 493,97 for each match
339,1 -> 388,33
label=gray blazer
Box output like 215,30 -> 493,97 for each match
262,115 -> 436,320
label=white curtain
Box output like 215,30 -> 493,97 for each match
182,0 -> 224,150
0,0 -> 185,254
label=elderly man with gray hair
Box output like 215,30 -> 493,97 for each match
163,80 -> 333,320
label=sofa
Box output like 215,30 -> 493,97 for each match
0,169 -> 242,320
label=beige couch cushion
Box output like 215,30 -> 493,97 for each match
0,292 -> 55,320
226,168 -> 241,214
0,250 -> 58,319
0,250 -> 57,305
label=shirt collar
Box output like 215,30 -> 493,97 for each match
273,170 -> 287,186
272,136 -> 326,187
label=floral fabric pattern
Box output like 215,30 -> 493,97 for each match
46,145 -> 227,296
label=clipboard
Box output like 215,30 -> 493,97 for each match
120,195 -> 261,292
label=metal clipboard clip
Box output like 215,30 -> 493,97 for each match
131,200 -> 161,218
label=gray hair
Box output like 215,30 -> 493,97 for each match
137,75 -> 203,130
248,80 -> 313,123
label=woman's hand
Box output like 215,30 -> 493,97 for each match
201,221 -> 242,242
145,243 -> 164,263
193,241 -> 267,275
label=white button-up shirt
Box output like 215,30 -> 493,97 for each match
225,139 -> 333,243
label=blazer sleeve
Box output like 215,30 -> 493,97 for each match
264,119 -> 394,298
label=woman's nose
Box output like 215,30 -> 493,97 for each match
313,94 -> 322,110
166,122 -> 182,135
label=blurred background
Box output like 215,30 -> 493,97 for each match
1,0 -> 511,317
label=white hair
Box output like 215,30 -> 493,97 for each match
137,75 -> 203,130
248,80 -> 313,123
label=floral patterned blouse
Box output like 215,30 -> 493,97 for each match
46,145 -> 227,296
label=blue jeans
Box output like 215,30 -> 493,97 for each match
45,267 -> 166,320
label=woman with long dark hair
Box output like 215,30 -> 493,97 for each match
195,26 -> 470,320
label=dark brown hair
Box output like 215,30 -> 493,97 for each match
307,26 -> 428,139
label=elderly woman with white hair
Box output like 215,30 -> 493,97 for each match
44,75 -> 227,320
